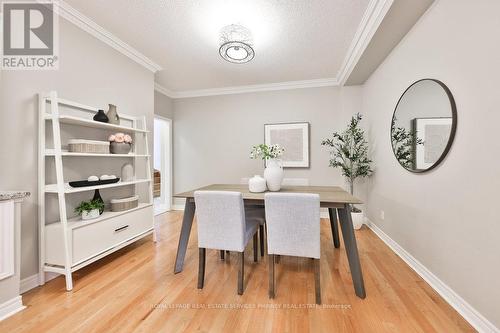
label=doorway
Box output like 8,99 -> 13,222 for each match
153,116 -> 172,215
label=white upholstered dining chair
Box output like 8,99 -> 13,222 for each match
274,178 -> 310,263
264,192 -> 321,304
240,177 -> 311,258
240,178 -> 266,256
194,191 -> 260,295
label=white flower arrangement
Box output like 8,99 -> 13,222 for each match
250,144 -> 285,160
108,133 -> 132,144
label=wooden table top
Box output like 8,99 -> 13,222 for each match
174,184 -> 363,206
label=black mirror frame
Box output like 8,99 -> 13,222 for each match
391,78 -> 457,173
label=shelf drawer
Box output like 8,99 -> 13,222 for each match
72,205 -> 153,265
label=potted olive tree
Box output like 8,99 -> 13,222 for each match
321,113 -> 373,229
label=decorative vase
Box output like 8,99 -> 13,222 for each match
351,211 -> 364,230
110,142 -> 132,154
121,163 -> 134,182
106,104 -> 120,125
264,159 -> 284,191
81,209 -> 100,220
248,175 -> 266,193
92,190 -> 105,214
93,109 -> 109,123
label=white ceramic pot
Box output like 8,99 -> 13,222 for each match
248,175 -> 267,193
351,211 -> 364,230
81,209 -> 100,220
264,159 -> 284,191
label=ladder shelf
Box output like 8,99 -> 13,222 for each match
38,91 -> 154,291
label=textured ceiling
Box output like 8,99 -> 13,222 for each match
65,0 -> 370,91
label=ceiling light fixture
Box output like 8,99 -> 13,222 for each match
219,24 -> 255,64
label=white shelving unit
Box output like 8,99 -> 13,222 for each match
38,91 -> 155,291
44,149 -> 150,158
44,179 -> 151,194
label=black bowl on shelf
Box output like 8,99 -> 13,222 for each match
69,178 -> 120,188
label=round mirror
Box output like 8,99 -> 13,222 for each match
391,79 -> 457,172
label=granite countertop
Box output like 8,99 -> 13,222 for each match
0,191 -> 30,201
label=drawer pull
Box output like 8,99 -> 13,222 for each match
114,225 -> 129,233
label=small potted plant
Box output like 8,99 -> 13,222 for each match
250,144 -> 285,191
321,113 -> 373,229
75,199 -> 105,220
108,133 -> 133,154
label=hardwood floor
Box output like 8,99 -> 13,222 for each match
1,211 -> 474,333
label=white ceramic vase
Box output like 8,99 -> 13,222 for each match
264,159 -> 284,191
121,163 -> 134,182
106,103 -> 120,125
248,175 -> 267,193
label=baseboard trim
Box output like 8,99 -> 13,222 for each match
20,272 -> 60,294
171,204 -> 185,211
0,296 -> 25,321
43,272 -> 59,284
366,220 -> 499,333
20,274 -> 39,294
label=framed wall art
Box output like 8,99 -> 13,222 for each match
264,122 -> 310,168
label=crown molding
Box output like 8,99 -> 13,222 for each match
164,78 -> 338,99
336,0 -> 394,85
154,83 -> 176,98
50,0 -> 391,95
55,0 -> 162,73
156,1 -> 394,98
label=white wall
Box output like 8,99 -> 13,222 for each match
0,19 -> 154,280
172,86 -> 363,203
362,0 -> 500,328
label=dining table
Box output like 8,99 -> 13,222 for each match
173,184 -> 366,299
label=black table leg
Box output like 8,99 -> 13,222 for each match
174,199 -> 196,273
328,208 -> 340,248
337,204 -> 366,299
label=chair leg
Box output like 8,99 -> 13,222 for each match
314,258 -> 321,305
220,250 -> 225,260
253,233 -> 258,262
269,254 -> 275,298
198,248 -> 206,289
259,224 -> 265,257
238,251 -> 245,295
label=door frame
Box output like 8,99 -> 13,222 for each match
153,115 -> 173,213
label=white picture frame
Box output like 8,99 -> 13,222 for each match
264,122 -> 310,168
414,117 -> 453,170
